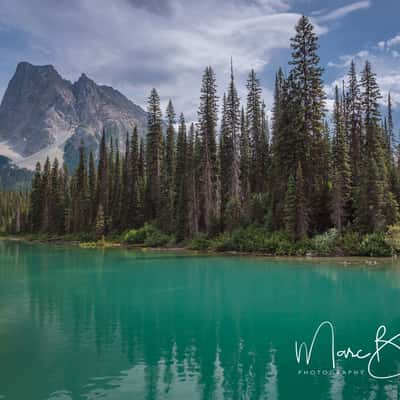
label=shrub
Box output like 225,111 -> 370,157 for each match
359,233 -> 391,257
75,232 -> 97,242
311,228 -> 338,255
385,225 -> 400,254
144,230 -> 172,247
335,230 -> 361,256
123,223 -> 173,247
187,234 -> 212,251
210,227 -> 299,254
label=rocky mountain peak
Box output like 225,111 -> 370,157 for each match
0,62 -> 147,169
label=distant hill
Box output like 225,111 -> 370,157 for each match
0,61 -> 148,171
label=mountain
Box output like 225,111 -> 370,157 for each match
0,155 -> 33,190
0,62 -> 148,170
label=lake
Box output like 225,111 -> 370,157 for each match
0,240 -> 399,399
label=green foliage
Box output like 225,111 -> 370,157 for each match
208,226 -> 311,256
359,233 -> 391,257
385,225 -> 400,253
187,234 -> 213,251
95,206 -> 105,239
311,229 -> 338,256
123,223 -> 173,247
5,16 -> 400,258
335,230 -> 362,256
144,231 -> 173,247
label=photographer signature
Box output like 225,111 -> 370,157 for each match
295,321 -> 400,380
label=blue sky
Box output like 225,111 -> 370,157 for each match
0,0 -> 399,124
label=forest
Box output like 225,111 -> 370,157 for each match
2,16 -> 400,256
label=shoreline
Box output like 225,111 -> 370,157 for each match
1,235 -> 397,262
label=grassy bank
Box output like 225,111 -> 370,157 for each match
4,224 -> 400,258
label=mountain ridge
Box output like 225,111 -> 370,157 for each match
0,61 -> 148,170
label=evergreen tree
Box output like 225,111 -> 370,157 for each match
295,162 -> 308,239
220,94 -> 231,227
198,66 -> 219,233
96,130 -> 109,224
289,15 -> 326,233
120,132 -> 130,229
128,127 -> 140,228
284,174 -> 296,239
239,107 -> 251,210
246,69 -> 264,193
284,162 -> 308,240
88,151 -> 96,227
346,60 -> 363,213
387,92 -> 394,153
41,157 -> 51,231
356,61 -> 388,232
331,86 -> 351,232
146,88 -> 163,221
186,123 -> 199,237
49,158 -> 64,234
30,162 -> 43,232
95,205 -> 105,239
226,61 -> 241,203
165,100 -> 176,212
270,73 -> 302,229
111,141 -> 122,230
174,113 -> 188,241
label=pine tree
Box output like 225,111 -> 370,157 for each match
120,132 -> 130,229
219,94 -> 231,227
137,137 -> 146,227
346,61 -> 362,184
186,123 -> 199,237
111,141 -> 122,230
174,113 -> 188,241
226,61 -> 241,202
49,158 -> 64,234
331,86 -> 351,232
284,174 -> 296,239
388,92 -> 394,153
198,66 -> 219,233
96,130 -> 108,224
88,151 -> 96,227
128,127 -> 140,228
95,205 -> 105,239
107,137 -> 115,224
41,157 -> 51,231
62,162 -> 72,234
30,162 -> 43,232
295,162 -> 308,239
270,73 -> 302,229
289,15 -> 326,233
356,61 -> 388,232
145,88 -> 163,222
74,142 -> 88,232
246,69 -> 264,193
165,100 -> 176,212
284,162 -> 308,240
239,107 -> 251,210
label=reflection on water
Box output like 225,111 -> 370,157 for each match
0,241 -> 400,399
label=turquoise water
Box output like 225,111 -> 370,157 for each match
0,241 -> 400,399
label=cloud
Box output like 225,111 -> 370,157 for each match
0,0 -> 329,120
376,34 -> 400,51
327,37 -> 400,110
0,0 -> 372,123
315,0 -> 371,22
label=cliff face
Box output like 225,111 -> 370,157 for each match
0,62 -> 147,169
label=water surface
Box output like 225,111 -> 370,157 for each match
0,241 -> 399,399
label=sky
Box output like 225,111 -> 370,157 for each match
0,0 -> 399,124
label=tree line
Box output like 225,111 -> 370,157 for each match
5,16 -> 400,241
